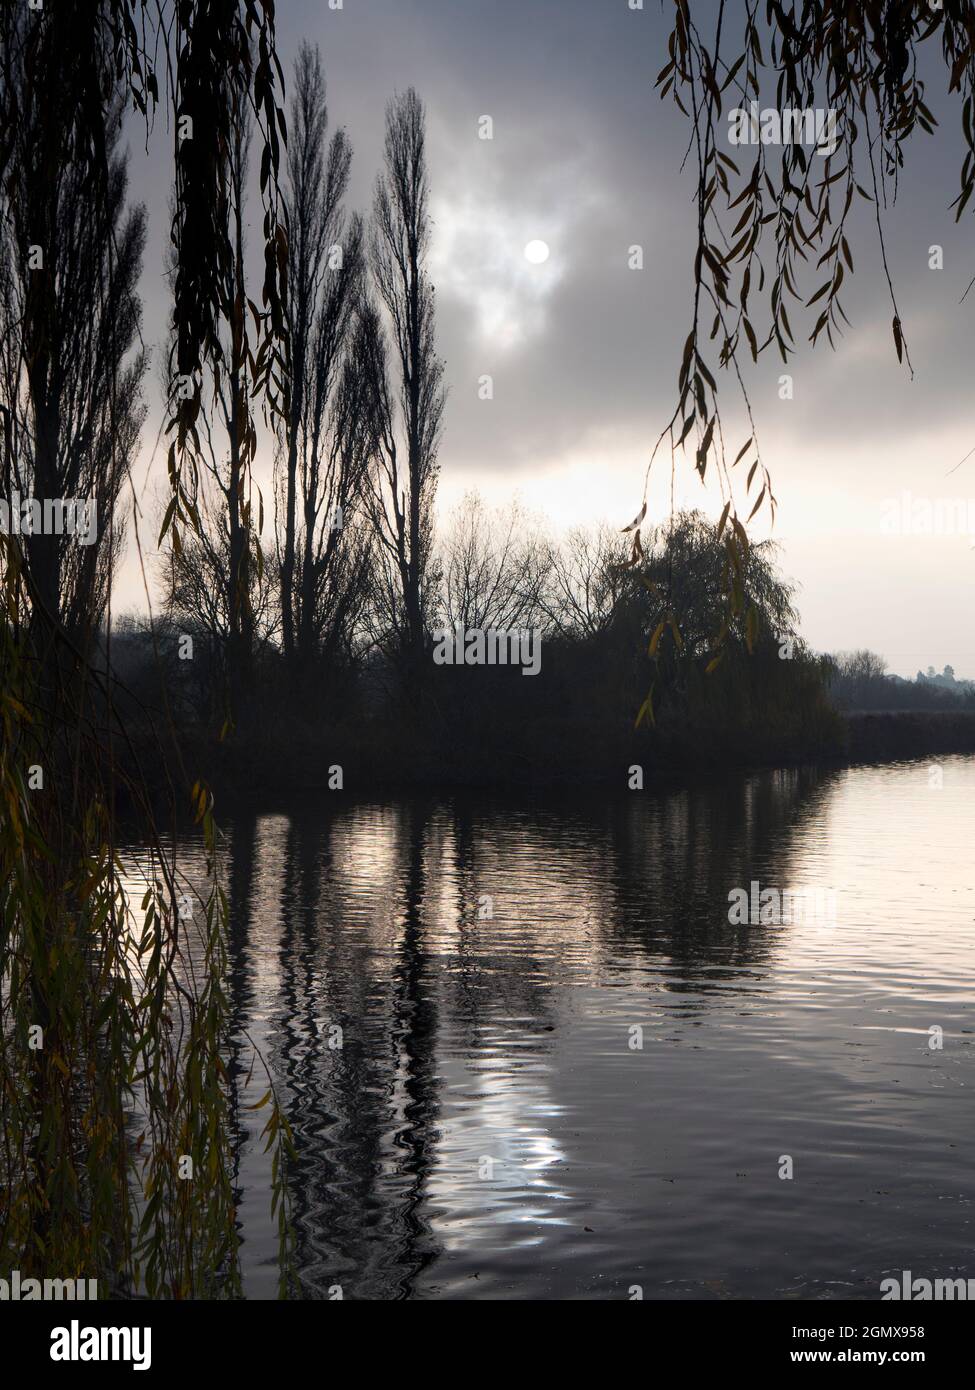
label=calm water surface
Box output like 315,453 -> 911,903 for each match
133,757 -> 975,1299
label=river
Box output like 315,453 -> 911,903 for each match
129,756 -> 975,1299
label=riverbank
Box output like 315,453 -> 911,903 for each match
844,709 -> 975,763
120,705 -> 975,811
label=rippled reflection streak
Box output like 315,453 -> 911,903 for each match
162,759 -> 975,1298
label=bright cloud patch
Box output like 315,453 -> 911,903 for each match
430,192 -> 565,350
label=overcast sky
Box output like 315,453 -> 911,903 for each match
119,0 -> 975,677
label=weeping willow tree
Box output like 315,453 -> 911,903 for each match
0,1 -> 294,1297
634,0 -> 975,711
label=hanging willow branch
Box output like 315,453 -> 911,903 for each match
636,0 -> 970,710
0,0 -> 295,1297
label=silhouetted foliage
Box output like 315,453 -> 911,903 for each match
366,89 -> 446,683
634,0 -> 975,669
276,43 -> 378,690
0,0 -> 294,1298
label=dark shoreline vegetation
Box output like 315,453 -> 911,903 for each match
116,701 -> 975,812
106,549 -> 975,810
107,489 -> 975,809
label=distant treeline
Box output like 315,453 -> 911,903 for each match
105,515 -> 975,801
827,651 -> 975,713
104,507 -> 852,799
